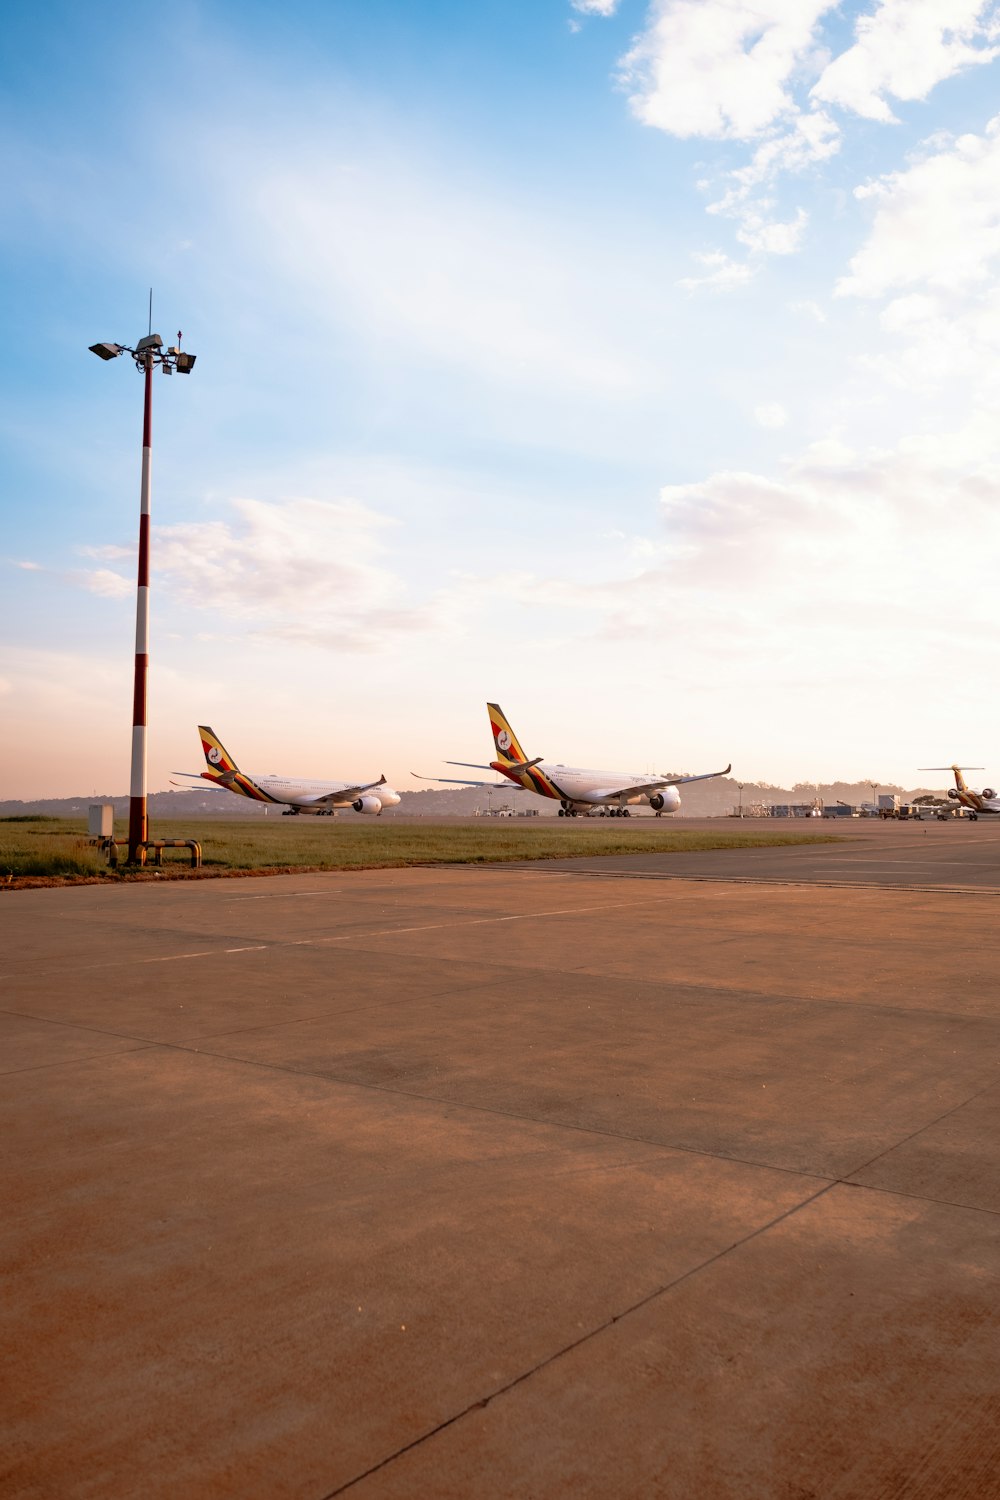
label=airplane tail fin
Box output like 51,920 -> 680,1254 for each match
198,725 -> 239,775
920,765 -> 983,794
487,703 -> 530,767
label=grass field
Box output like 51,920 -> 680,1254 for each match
0,815 -> 839,885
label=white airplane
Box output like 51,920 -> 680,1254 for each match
172,726 -> 401,816
414,703 -> 730,817
919,765 -> 1000,820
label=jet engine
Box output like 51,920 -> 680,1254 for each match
649,789 -> 681,813
983,788 -> 995,800
353,795 -> 383,815
947,788 -> 960,800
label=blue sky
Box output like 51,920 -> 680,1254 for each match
3,0 -> 1000,797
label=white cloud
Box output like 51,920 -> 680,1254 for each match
838,116 -> 1000,298
75,496 -> 452,652
789,298 -> 827,322
735,204 -> 808,254
677,249 -> 756,291
78,544 -> 132,561
813,0 -> 1000,123
518,437 -> 1000,668
754,402 -> 788,427
620,0 -> 833,141
80,568 -> 132,599
15,560 -> 40,571
571,0 -> 621,14
610,0 -> 1000,268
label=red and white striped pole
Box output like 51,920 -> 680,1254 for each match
128,352 -> 154,865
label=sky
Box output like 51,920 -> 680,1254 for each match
2,0 -> 1000,798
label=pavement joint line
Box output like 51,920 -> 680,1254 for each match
170,973 -> 521,1046
6,1007 -> 991,1222
0,1006 -> 193,1050
833,1178 -> 1000,1219
318,1180 -> 838,1499
3,1002 -> 894,1194
15,1001 -> 830,1187
0,1043 -> 161,1079
842,1077 -> 1000,1183
5,960 -> 1000,1034
145,1037 -> 843,1188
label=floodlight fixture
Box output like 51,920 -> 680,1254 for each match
89,341 -> 123,361
174,351 -> 196,373
135,332 -> 163,353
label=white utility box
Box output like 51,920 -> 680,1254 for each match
88,804 -> 114,837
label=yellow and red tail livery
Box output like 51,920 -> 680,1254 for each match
196,725 -> 276,801
199,726 -> 239,775
487,703 -> 529,767
486,703 -> 565,800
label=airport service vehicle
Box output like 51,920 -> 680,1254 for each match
414,703 -> 730,817
172,727 -> 401,815
919,765 -> 1000,821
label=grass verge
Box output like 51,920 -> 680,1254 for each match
0,816 -> 840,887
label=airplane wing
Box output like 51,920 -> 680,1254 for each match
411,772 -> 524,789
307,775 -> 388,806
588,764 -> 732,801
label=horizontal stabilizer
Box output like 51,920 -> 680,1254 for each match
412,772 -> 523,789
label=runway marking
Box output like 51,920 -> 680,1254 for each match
223,892 -> 331,903
820,858 -> 983,866
281,895 -> 670,948
0,894 -> 676,981
138,950 -> 217,963
494,868 -> 1000,895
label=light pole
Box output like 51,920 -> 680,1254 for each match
90,330 -> 196,864
870,781 -> 879,818
737,782 -> 744,818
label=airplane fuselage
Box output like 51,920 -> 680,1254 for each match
933,765 -> 1000,817
199,769 -> 401,814
493,759 -> 682,814
949,787 -> 1000,816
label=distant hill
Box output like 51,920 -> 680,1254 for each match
0,777 -> 947,820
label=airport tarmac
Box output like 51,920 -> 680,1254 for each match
3,826 -> 999,1498
504,813 -> 1000,890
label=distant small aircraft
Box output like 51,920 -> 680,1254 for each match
919,765 -> 1000,820
172,726 -> 401,816
414,702 -> 730,817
